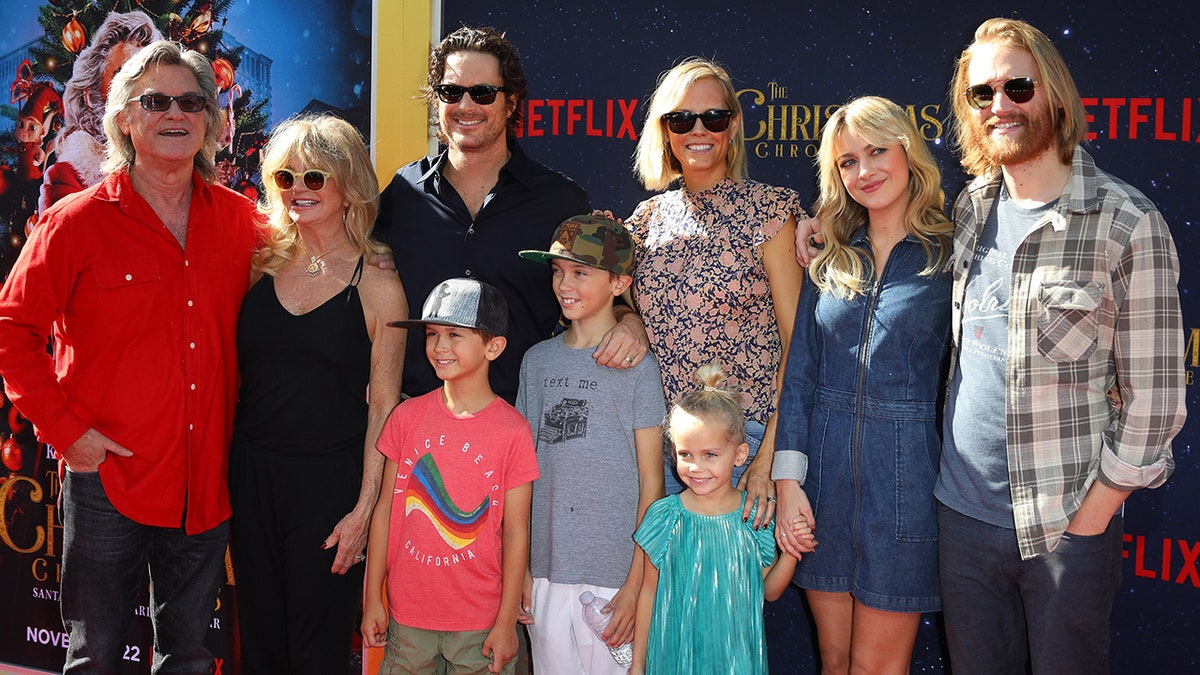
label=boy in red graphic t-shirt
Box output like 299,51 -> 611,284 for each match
362,278 -> 539,674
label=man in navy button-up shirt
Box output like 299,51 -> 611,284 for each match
377,26 -> 648,403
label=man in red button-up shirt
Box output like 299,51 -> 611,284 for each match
0,41 -> 258,674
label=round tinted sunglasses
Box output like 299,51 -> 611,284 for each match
661,109 -> 735,134
965,77 -> 1038,110
272,169 -> 332,192
127,94 -> 207,113
433,83 -> 509,105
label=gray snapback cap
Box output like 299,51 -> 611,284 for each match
388,277 -> 509,337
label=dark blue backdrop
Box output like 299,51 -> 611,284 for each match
443,2 -> 1200,672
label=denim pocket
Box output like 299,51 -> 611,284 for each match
1036,281 -> 1103,362
807,406 -> 835,514
894,419 -> 939,542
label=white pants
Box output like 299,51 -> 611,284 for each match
528,578 -> 629,675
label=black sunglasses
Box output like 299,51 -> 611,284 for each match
272,169 -> 332,192
433,83 -> 509,105
965,77 -> 1038,110
127,94 -> 207,113
661,109 -> 735,134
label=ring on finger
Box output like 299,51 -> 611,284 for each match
766,495 -> 777,502
353,554 -> 366,562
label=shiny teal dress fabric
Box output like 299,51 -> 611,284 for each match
634,493 -> 776,674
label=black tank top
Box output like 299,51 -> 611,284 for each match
234,258 -> 371,456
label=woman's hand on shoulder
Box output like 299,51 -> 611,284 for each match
795,216 -> 824,267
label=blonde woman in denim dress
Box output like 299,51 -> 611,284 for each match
772,96 -> 953,674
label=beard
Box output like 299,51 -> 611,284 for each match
969,103 -> 1058,167
438,100 -> 514,154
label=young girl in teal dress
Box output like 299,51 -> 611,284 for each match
632,364 -> 812,674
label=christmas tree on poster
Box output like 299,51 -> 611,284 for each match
25,0 -> 267,195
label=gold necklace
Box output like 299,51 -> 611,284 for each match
302,238 -> 348,278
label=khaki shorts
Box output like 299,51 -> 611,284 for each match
379,618 -> 516,675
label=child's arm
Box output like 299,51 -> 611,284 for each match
762,516 -> 809,601
483,481 -> 532,673
605,425 -> 665,646
630,547 -> 659,675
518,568 -> 534,626
763,549 -> 799,602
515,360 -> 535,628
360,456 -> 398,648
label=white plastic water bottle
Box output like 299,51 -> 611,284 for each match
579,591 -> 634,669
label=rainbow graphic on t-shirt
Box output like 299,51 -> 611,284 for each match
404,453 -> 490,550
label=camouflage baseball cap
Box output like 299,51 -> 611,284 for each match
518,214 -> 633,275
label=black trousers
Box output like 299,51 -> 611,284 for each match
229,438 -> 365,675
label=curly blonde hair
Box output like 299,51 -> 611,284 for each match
254,114 -> 387,274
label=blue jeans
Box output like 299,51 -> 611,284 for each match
665,420 -> 765,495
936,503 -> 1122,675
60,470 -> 228,675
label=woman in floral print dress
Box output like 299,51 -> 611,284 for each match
626,58 -> 807,529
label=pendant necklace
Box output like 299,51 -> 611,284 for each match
302,237 -> 348,278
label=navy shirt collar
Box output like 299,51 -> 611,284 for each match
416,138 -> 540,195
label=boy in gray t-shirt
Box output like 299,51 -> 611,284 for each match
516,214 -> 665,674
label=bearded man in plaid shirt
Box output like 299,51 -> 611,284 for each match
934,18 -> 1187,675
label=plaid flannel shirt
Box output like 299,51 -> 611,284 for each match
948,147 -> 1185,560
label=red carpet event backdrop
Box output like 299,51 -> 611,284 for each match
1,0 -> 1197,672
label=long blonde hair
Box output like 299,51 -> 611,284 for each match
254,114 -> 387,274
633,58 -> 748,192
809,96 -> 953,299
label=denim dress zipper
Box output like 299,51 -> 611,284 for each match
850,241 -> 898,570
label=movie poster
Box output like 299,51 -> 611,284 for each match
0,1 -> 371,672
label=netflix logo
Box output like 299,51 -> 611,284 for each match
517,98 -> 640,139
1122,533 -> 1200,587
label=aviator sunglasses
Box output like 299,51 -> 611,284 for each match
272,169 -> 332,192
433,83 -> 510,105
127,93 -> 207,113
661,109 -> 735,134
965,77 -> 1038,109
